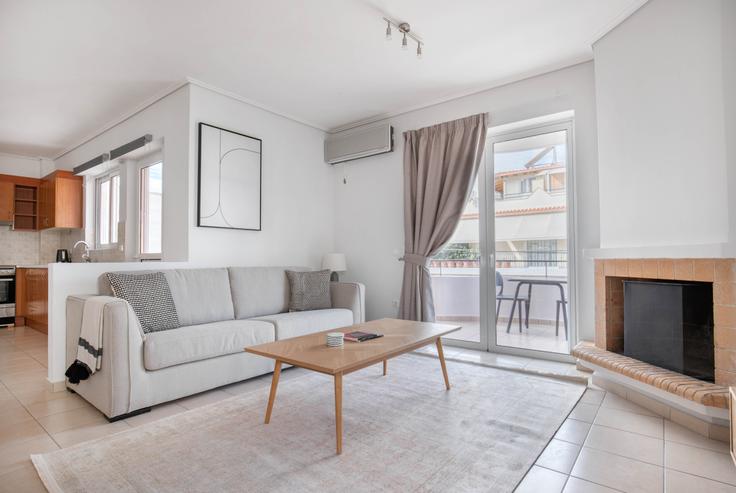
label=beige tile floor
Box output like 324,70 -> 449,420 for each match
0,326 -> 310,492
517,387 -> 736,492
440,319 -> 571,354
1,326 -> 734,492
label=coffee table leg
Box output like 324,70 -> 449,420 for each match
335,372 -> 343,455
264,360 -> 282,424
383,359 -> 387,376
436,338 -> 451,390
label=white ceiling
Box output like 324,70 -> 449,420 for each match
0,0 -> 644,159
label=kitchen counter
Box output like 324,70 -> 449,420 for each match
17,265 -> 49,269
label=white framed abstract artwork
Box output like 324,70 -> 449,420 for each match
197,122 -> 262,230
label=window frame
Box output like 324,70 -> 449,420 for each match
137,160 -> 163,260
94,169 -> 121,250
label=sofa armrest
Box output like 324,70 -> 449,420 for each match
330,282 -> 366,324
66,295 -> 146,418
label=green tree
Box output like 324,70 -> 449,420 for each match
434,243 -> 479,260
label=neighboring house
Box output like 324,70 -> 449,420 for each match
433,161 -> 567,275
494,163 -> 567,272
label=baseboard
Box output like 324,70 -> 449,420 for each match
48,380 -> 67,393
108,407 -> 151,423
25,319 -> 48,334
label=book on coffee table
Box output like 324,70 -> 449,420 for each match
343,331 -> 383,342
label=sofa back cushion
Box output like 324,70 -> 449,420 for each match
100,268 -> 235,326
164,268 -> 235,326
228,266 -> 309,319
107,272 -> 180,333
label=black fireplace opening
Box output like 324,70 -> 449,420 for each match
623,279 -> 714,382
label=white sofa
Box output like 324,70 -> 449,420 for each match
65,266 -> 365,420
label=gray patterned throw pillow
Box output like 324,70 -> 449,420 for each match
286,270 -> 332,311
106,272 -> 180,333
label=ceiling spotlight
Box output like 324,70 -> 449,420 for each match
382,17 -> 423,59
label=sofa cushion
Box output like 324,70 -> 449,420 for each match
143,319 -> 274,371
164,268 -> 235,326
228,266 -> 309,319
106,272 -> 180,333
251,309 -> 353,340
285,270 -> 332,311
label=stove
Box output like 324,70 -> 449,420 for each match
0,266 -> 16,328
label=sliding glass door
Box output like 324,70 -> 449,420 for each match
430,179 -> 483,345
488,123 -> 573,357
432,118 -> 575,358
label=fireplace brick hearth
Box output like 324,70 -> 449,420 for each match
574,258 -> 736,413
574,342 -> 728,408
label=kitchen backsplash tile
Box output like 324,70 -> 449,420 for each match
40,229 -> 63,263
0,227 -> 67,266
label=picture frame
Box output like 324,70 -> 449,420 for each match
197,122 -> 262,231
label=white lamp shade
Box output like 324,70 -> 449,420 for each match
322,253 -> 347,272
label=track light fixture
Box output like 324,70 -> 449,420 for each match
383,17 -> 423,58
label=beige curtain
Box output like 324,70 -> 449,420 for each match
399,113 -> 488,322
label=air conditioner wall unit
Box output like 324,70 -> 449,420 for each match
324,124 -> 393,164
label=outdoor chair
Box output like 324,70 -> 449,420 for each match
496,271 -> 529,332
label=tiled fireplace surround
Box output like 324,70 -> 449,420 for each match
573,258 -> 735,439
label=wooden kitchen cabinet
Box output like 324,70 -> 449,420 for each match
0,174 -> 41,230
12,184 -> 38,230
15,268 -> 27,326
22,268 -> 48,334
0,181 -> 13,222
39,170 -> 83,230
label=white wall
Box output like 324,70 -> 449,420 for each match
54,86 -> 190,262
725,0 -> 736,251
332,62 -> 600,341
594,0 -> 730,252
187,84 -> 335,267
0,152 -> 46,178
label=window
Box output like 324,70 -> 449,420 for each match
527,239 -> 558,267
549,172 -> 565,192
95,172 -> 120,247
139,162 -> 162,256
505,178 -> 521,195
525,176 -> 545,193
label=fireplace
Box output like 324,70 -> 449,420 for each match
571,258 -> 734,432
622,279 -> 714,382
593,258 -> 736,387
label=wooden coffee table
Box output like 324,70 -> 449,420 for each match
245,318 -> 460,454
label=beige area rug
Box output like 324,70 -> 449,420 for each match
32,354 -> 584,493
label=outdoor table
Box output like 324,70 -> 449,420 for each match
505,277 -> 568,333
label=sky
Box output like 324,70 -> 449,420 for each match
494,143 -> 567,173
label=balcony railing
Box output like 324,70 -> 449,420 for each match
495,188 -> 567,201
431,250 -> 568,277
